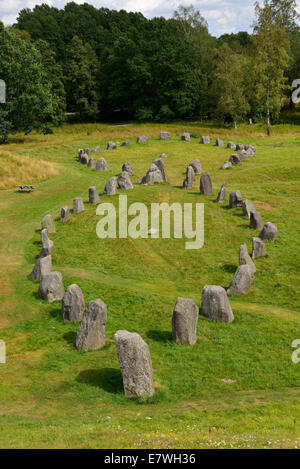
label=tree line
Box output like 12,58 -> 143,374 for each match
0,0 -> 299,140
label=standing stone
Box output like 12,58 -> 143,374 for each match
137,136 -> 148,143
107,141 -> 117,150
78,149 -> 83,161
229,154 -> 241,165
240,150 -> 250,160
122,162 -> 133,175
40,228 -> 49,245
172,297 -> 199,345
259,222 -> 278,242
243,200 -> 256,218
216,182 -> 226,203
118,171 -> 134,190
73,198 -> 85,214
145,164 -> 163,184
84,148 -> 90,156
104,177 -> 117,195
250,211 -> 263,230
42,214 -> 56,234
120,140 -> 130,147
215,138 -> 224,147
30,255 -> 52,281
227,141 -> 235,149
201,286 -> 234,323
160,153 -> 168,158
81,154 -> 89,165
200,173 -> 213,195
252,237 -> 267,259
114,330 -> 154,397
38,272 -> 64,303
236,143 -> 244,151
200,136 -> 210,144
89,186 -> 100,205
96,157 -> 109,171
76,299 -> 107,351
229,191 -> 243,208
239,244 -> 256,274
62,284 -> 85,322
160,131 -> 170,140
92,145 -> 101,153
153,158 -> 168,182
181,133 -> 190,141
88,158 -> 96,169
227,265 -> 255,295
60,206 -> 70,223
221,161 -> 232,170
189,159 -> 202,175
183,165 -> 195,189
39,238 -> 54,258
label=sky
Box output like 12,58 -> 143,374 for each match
0,0 -> 256,37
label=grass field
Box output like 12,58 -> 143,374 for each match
0,121 -> 300,449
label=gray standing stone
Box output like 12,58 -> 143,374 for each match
104,177 -> 117,195
76,299 -> 107,351
215,138 -> 224,147
160,153 -> 168,158
118,171 -> 134,190
240,150 -> 250,160
221,161 -> 232,170
189,159 -> 202,175
73,198 -> 85,214
236,143 -> 244,151
243,200 -> 256,218
250,211 -> 263,230
81,154 -> 89,165
216,182 -> 226,203
239,244 -> 256,274
38,238 -> 54,258
96,157 -> 109,171
114,330 -> 154,397
183,165 -> 195,189
120,140 -> 130,147
227,265 -> 255,295
88,158 -> 96,169
181,133 -> 190,141
229,191 -> 243,208
259,222 -> 278,242
107,141 -> 117,150
42,214 -> 56,234
91,145 -> 101,153
172,297 -> 199,345
145,164 -> 163,184
201,286 -> 234,323
252,237 -> 267,259
200,173 -> 213,195
78,149 -> 83,161
60,206 -> 70,223
227,141 -> 235,149
153,158 -> 168,183
160,131 -> 170,140
38,272 -> 64,303
137,136 -> 148,143
62,284 -> 85,322
229,154 -> 241,165
30,255 -> 52,281
40,228 -> 49,245
122,162 -> 133,175
89,186 -> 100,205
200,136 -> 210,144
84,148 -> 90,156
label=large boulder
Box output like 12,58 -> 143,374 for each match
259,222 -> 278,242
89,186 -> 100,205
250,211 -> 263,231
160,131 -> 170,140
104,177 -> 117,195
252,237 -> 267,259
189,159 -> 202,175
201,286 -> 234,323
227,265 -> 255,295
200,173 -> 213,195
144,164 -> 163,184
118,171 -> 134,190
30,255 -> 52,281
114,330 -> 154,397
96,157 -> 109,171
153,158 -> 168,182
137,135 -> 148,143
239,244 -> 256,274
60,206 -> 70,223
200,136 -> 210,144
181,133 -> 190,141
73,198 -> 85,214
76,299 -> 107,351
242,200 -> 256,218
172,297 -> 199,345
216,182 -> 226,203
183,165 -> 195,189
107,141 -> 117,150
38,272 -> 64,303
215,138 -> 224,147
62,284 -> 85,322
42,214 -> 56,234
229,154 -> 241,165
122,162 -> 133,175
229,191 -> 243,208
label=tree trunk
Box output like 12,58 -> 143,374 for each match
266,108 -> 271,136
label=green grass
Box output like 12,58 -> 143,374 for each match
0,121 -> 300,448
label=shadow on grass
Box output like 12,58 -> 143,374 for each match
147,330 -> 173,343
221,264 -> 237,274
76,368 -> 123,394
63,331 -> 76,346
